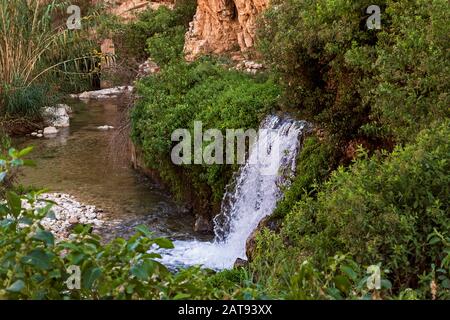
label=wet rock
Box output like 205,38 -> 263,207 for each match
23,193 -> 105,240
245,216 -> 281,262
194,215 -> 213,234
233,258 -> 248,269
72,86 -> 134,100
36,134 -> 43,138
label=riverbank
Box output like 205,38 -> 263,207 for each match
28,193 -> 104,240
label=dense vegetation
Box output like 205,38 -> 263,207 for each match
0,0 -> 448,300
127,4 -> 281,214
0,0 -> 102,130
250,0 -> 450,299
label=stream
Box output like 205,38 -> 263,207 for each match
14,98 -> 309,269
14,98 -> 205,243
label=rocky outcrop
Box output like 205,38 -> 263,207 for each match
108,0 -> 174,20
184,0 -> 269,61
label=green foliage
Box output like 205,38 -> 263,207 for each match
0,147 -> 264,300
272,136 -> 336,219
131,59 -> 281,205
252,121 -> 450,299
258,0 -> 450,143
0,0 -> 102,115
146,25 -> 186,66
1,84 -> 56,118
106,1 -> 196,62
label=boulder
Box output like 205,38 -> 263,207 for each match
43,126 -> 58,136
42,105 -> 70,127
184,0 -> 269,60
75,86 -> 134,100
233,258 -> 248,269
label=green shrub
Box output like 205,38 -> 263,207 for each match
271,136 -> 336,219
0,147 -> 264,300
258,0 -> 449,143
146,25 -> 187,66
253,121 -> 450,298
131,59 -> 281,206
107,1 -> 196,62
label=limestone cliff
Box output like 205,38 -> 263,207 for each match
184,0 -> 269,61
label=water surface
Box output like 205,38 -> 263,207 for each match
15,99 -> 199,241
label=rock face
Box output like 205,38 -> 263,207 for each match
184,0 -> 269,60
42,104 -> 71,128
103,0 -> 175,20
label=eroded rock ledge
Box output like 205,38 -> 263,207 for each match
184,0 -> 268,61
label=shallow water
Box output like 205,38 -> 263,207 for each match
14,99 -> 200,241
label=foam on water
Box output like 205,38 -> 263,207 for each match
159,115 -> 310,269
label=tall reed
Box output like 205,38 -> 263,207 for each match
0,0 -> 102,115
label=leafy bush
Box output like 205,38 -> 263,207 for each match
258,0 -> 449,143
0,147 -> 264,300
131,59 -> 281,208
105,1 -> 196,63
271,136 -> 336,219
252,121 -> 450,298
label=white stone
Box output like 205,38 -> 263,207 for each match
43,126 -> 58,136
42,105 -> 70,127
75,86 -> 134,100
97,125 -> 115,131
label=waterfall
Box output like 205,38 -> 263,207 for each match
159,115 -> 310,269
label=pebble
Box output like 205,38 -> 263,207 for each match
23,193 -> 105,240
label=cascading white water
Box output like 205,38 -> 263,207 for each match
159,115 -> 310,269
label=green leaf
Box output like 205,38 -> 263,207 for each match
130,260 -> 157,281
174,293 -> 191,300
6,191 -> 22,217
7,280 -> 25,293
32,229 -> 55,246
154,237 -> 174,249
21,249 -> 53,270
82,267 -> 102,290
381,279 -> 392,290
23,159 -> 37,167
135,224 -> 153,237
340,265 -> 358,281
334,275 -> 351,294
17,146 -> 34,158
